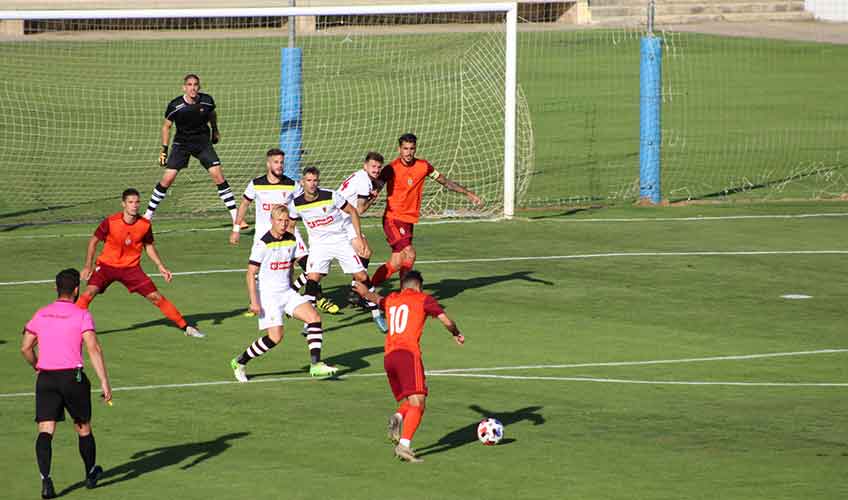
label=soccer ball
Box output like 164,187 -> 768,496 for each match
477,418 -> 504,445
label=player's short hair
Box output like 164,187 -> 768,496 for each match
270,205 -> 289,219
302,166 -> 320,178
55,268 -> 80,297
401,270 -> 424,289
365,151 -> 384,164
122,188 -> 140,200
184,74 -> 200,84
398,133 -> 417,146
266,148 -> 285,158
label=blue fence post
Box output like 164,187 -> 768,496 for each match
639,36 -> 663,204
280,47 -> 303,180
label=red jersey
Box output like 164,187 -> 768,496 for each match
381,288 -> 444,356
94,212 -> 154,268
380,157 -> 437,224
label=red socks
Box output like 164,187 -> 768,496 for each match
75,293 -> 93,310
401,405 -> 424,441
153,296 -> 188,330
371,262 -> 397,286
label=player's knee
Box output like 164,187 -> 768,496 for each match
37,422 -> 56,434
408,395 -> 426,409
268,329 -> 284,343
74,421 -> 92,436
403,246 -> 416,262
146,292 -> 163,304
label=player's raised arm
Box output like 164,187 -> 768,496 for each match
433,172 -> 482,207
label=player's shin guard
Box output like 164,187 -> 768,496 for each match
237,334 -> 277,365
400,405 -> 424,444
78,434 -> 96,476
75,293 -> 93,310
216,181 -> 238,222
36,432 -> 52,479
152,296 -> 188,330
305,322 -> 323,363
145,183 -> 169,219
371,262 -> 397,286
304,279 -> 322,302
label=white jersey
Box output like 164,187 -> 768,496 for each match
337,169 -> 374,212
288,188 -> 352,245
242,174 -> 298,243
248,230 -> 298,293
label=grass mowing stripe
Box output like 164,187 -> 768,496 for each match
2,250 -> 847,286
433,373 -> 848,387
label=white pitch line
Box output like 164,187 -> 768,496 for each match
427,348 -> 848,373
2,211 -> 847,241
1,349 -> 845,399
432,373 -> 848,387
2,250 -> 847,286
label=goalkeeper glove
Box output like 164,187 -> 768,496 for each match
211,129 -> 220,145
159,145 -> 168,167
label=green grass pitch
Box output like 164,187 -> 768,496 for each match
1,202 -> 847,499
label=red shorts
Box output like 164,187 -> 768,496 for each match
384,349 -> 428,401
88,263 -> 157,296
383,216 -> 414,253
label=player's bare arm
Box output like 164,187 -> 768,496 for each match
209,110 -> 220,144
82,330 -> 112,403
159,119 -> 172,166
352,281 -> 382,304
20,330 -> 38,370
230,197 -> 253,245
434,174 -> 483,206
81,235 -> 101,280
342,202 -> 370,256
437,313 -> 465,344
246,263 -> 261,314
144,243 -> 172,282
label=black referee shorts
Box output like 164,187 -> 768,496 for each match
167,141 -> 221,170
35,369 -> 92,424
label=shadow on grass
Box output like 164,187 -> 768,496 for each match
58,432 -> 250,494
248,345 -> 383,380
416,404 -> 545,458
423,271 -> 555,301
97,308 -> 246,335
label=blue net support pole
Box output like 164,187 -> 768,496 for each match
280,47 -> 303,180
639,36 -> 662,204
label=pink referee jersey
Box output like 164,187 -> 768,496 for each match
25,300 -> 95,371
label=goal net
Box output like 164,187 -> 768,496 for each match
0,4 -> 532,225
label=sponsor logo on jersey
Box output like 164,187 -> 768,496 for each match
269,261 -> 291,270
307,215 -> 335,229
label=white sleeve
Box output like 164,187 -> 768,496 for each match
243,180 -> 256,201
248,241 -> 266,265
333,190 -> 348,210
287,200 -> 299,219
355,173 -> 373,198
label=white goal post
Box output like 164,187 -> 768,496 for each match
0,3 -> 522,219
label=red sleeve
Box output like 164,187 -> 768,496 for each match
425,161 -> 435,176
94,218 -> 110,241
142,225 -> 154,245
423,295 -> 444,317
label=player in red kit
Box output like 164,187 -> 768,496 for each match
76,188 -> 204,338
354,270 -> 465,462
370,133 -> 482,287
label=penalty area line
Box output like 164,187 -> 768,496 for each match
1,349 -> 845,399
2,250 -> 847,286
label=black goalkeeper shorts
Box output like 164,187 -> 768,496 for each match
167,141 -> 221,170
35,369 -> 92,424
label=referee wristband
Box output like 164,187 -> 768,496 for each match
232,224 -> 241,233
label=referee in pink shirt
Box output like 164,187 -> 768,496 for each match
21,268 -> 112,499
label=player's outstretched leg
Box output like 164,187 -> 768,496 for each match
231,332 -> 280,382
394,395 -> 425,463
291,302 -> 337,377
146,292 -> 204,338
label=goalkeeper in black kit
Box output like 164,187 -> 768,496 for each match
143,74 -> 242,229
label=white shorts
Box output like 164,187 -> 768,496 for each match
257,288 -> 311,330
306,238 -> 365,275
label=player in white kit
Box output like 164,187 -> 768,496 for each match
289,166 -> 387,332
230,148 -> 339,314
230,205 -> 338,381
